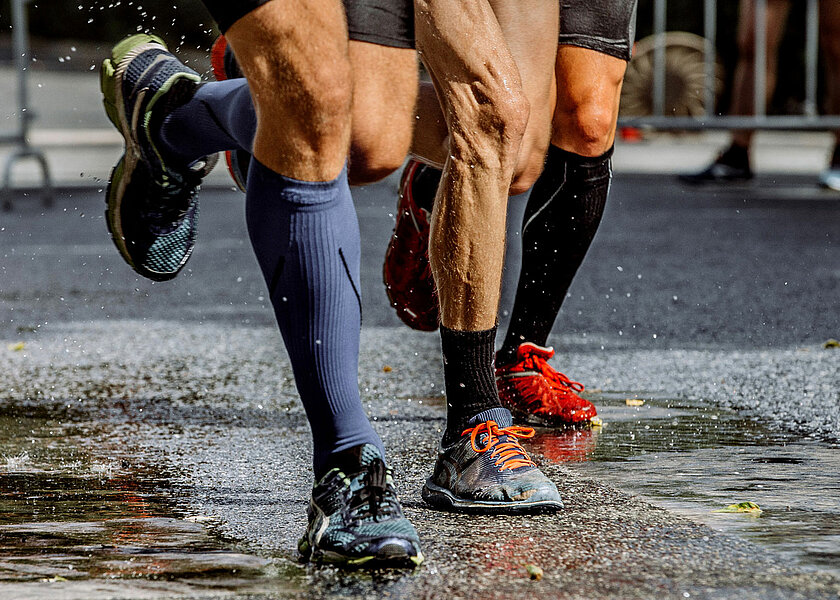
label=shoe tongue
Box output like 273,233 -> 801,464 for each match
518,342 -> 554,360
329,444 -> 383,476
468,407 -> 513,429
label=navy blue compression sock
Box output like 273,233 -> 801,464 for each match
157,78 -> 255,165
244,158 -> 385,479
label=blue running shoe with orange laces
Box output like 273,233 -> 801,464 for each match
101,34 -> 217,281
422,407 -> 563,514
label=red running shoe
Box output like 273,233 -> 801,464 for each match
496,342 -> 597,426
383,159 -> 439,331
210,35 -> 249,192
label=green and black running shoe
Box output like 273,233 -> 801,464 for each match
101,34 -> 217,281
299,444 -> 424,568
422,407 -> 564,514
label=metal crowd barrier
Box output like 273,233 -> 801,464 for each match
619,0 -> 840,131
1,0 -> 52,210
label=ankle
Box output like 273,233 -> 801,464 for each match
440,325 -> 502,444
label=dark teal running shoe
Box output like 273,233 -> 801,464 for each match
299,444 -> 424,567
422,407 -> 563,514
101,34 -> 217,281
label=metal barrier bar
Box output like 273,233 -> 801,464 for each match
619,115 -> 840,130
754,0 -> 767,118
1,0 -> 52,210
804,0 -> 819,118
703,0 -> 717,117
652,0 -> 667,116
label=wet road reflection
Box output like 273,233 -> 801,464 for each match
533,394 -> 840,575
0,414 -> 294,597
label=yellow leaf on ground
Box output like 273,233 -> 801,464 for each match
383,365 -> 393,372
626,398 -> 645,406
713,501 -> 762,514
524,564 -> 543,580
824,339 -> 839,348
7,342 -> 25,352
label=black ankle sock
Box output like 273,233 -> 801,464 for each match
499,145 -> 612,366
718,143 -> 750,169
440,325 -> 502,446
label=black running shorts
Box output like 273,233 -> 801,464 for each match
559,0 -> 638,61
202,0 -> 414,49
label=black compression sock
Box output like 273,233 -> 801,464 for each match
499,145 -> 612,365
440,325 -> 502,446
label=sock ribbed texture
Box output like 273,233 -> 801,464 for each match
440,325 -> 502,446
499,145 -> 612,365
157,78 -> 256,166
245,158 -> 383,478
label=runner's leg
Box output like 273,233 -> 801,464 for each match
728,0 -> 791,150
494,0 -> 634,426
224,0 -> 383,475
499,46 -> 626,362
416,0 -> 529,443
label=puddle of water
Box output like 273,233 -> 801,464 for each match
0,413 -> 300,597
531,394 -> 840,575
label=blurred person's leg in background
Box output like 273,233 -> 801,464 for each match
680,0 -> 791,184
819,0 -> 840,190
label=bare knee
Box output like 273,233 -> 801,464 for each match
553,101 -> 616,158
259,59 -> 351,147
226,3 -> 353,178
448,81 -> 530,175
348,140 -> 406,185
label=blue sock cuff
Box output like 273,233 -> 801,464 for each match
248,158 -> 349,207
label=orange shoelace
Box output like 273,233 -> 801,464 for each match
462,420 -> 537,471
525,353 -> 585,395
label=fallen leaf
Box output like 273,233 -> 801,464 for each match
7,342 -> 25,352
383,365 -> 392,373
589,416 -> 604,428
524,564 -> 543,580
625,398 -> 645,406
713,501 -> 762,514
824,339 -> 839,348
42,575 -> 68,582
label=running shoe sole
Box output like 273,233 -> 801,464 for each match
101,34 -> 202,281
421,480 -> 563,514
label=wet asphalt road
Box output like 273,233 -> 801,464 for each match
0,174 -> 839,598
